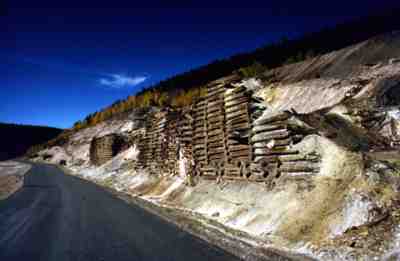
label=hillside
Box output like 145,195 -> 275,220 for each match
0,123 -> 63,161
33,31 -> 400,261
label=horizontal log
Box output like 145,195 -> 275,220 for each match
254,111 -> 291,126
208,147 -> 225,155
207,96 -> 224,105
250,130 -> 290,143
193,127 -> 206,134
207,83 -> 225,93
195,99 -> 207,107
226,125 -> 249,135
193,143 -> 206,150
227,144 -> 249,152
208,128 -> 224,137
209,153 -> 226,160
193,109 -> 206,116
210,81 -> 227,90
207,82 -> 225,90
207,124 -> 223,133
207,134 -> 224,144
224,98 -> 249,112
208,99 -> 224,108
253,146 -> 292,154
206,112 -> 222,121
207,139 -> 225,147
226,114 -> 249,125
181,131 -> 193,137
207,88 -> 225,99
253,149 -> 299,157
207,115 -> 225,123
226,110 -> 248,121
224,97 -> 249,109
224,85 -> 246,95
194,103 -> 206,110
207,105 -> 223,114
229,149 -> 250,157
226,122 -> 250,131
208,140 -> 224,148
252,124 -> 288,134
224,90 -> 248,102
229,150 -> 250,158
193,115 -> 207,122
193,138 -> 206,144
225,103 -> 248,114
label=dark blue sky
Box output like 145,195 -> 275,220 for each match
1,1 -> 398,128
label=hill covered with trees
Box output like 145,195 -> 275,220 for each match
0,123 -> 63,161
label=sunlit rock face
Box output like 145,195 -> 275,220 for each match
35,32 -> 400,261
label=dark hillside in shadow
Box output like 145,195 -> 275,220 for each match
0,123 -> 63,161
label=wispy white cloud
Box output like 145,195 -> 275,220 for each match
99,74 -> 148,88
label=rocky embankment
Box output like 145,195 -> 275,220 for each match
33,32 -> 400,261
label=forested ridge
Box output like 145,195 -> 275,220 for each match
0,123 -> 63,161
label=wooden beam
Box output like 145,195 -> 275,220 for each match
250,130 -> 291,143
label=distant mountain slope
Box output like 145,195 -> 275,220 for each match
0,123 -> 63,161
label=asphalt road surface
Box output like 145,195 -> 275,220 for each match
0,163 -> 240,261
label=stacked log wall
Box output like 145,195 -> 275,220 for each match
250,112 -> 320,186
224,86 -> 252,179
192,98 -> 208,170
90,134 -> 126,166
129,76 -> 323,186
165,111 -> 180,175
202,83 -> 228,179
177,109 -> 194,176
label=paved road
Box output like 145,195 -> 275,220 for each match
0,163 -> 240,261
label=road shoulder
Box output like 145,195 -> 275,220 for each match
0,160 -> 31,200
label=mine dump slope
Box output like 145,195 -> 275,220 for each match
264,31 -> 400,83
31,32 -> 400,261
